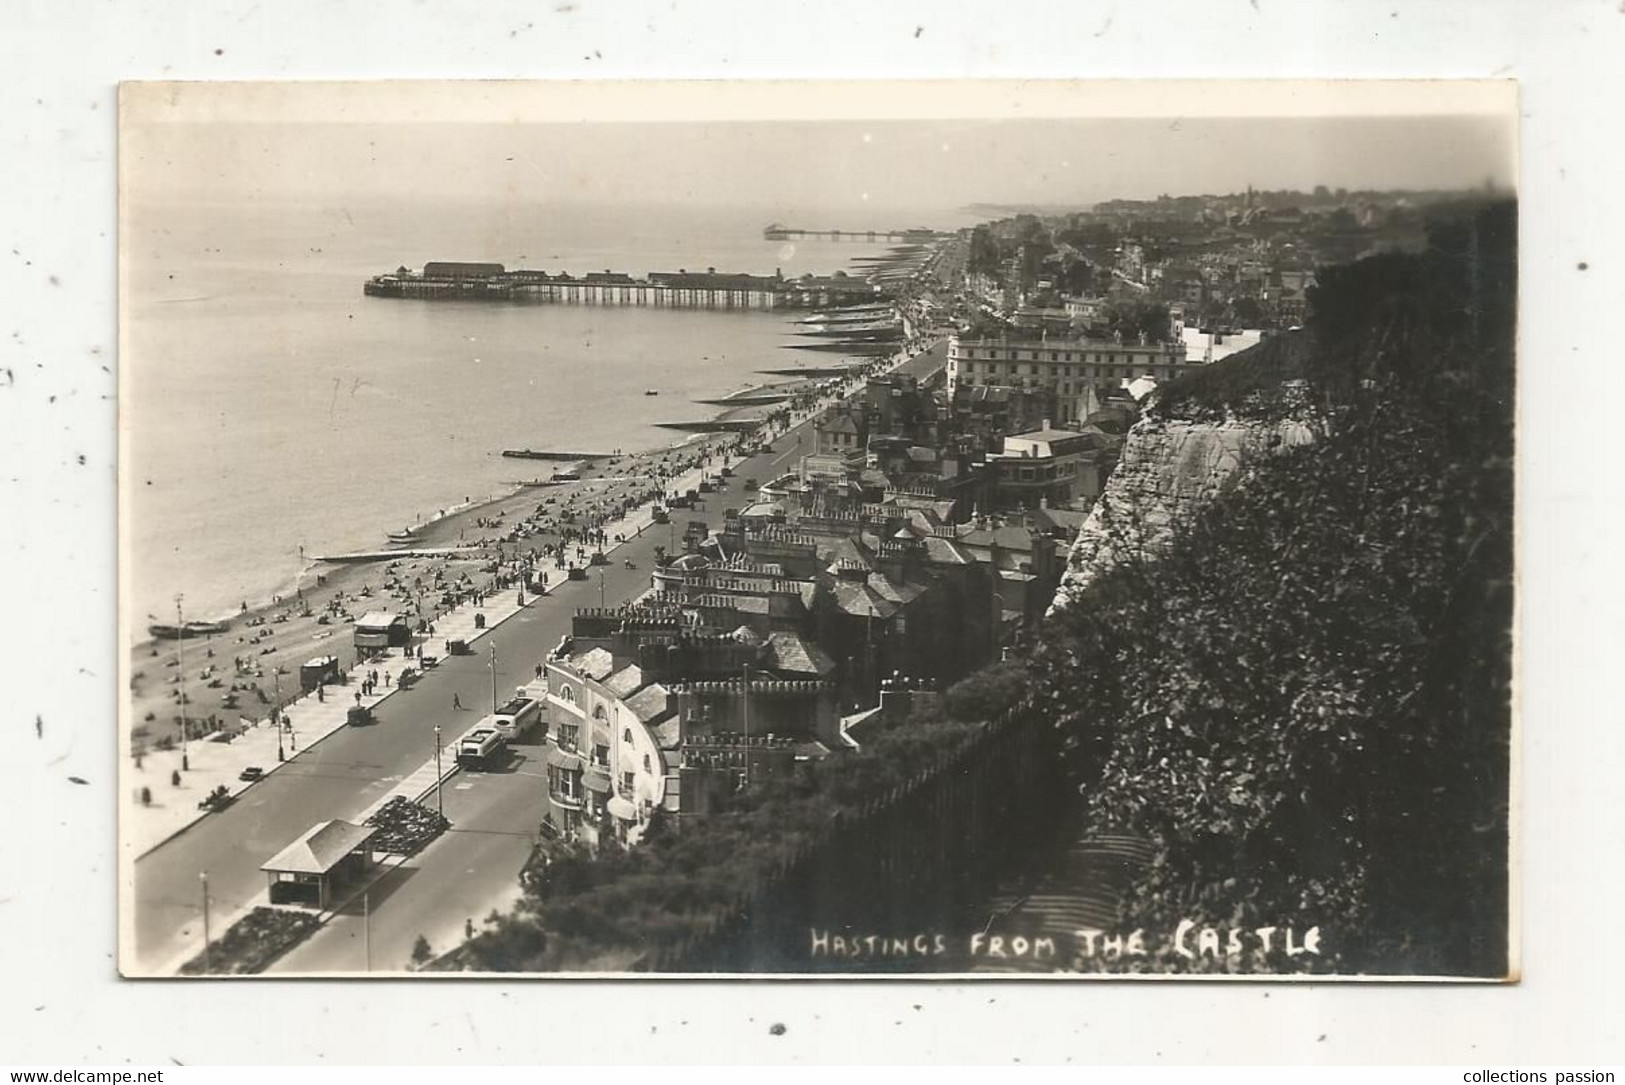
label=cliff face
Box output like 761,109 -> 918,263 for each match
1050,412 -> 1314,612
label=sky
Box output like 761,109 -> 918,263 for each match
123,109 -> 1516,220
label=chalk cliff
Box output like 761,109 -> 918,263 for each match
1050,350 -> 1316,613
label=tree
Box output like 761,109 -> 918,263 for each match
1103,298 -> 1172,343
967,225 -> 1002,276
941,658 -> 1030,722
1229,296 -> 1263,327
410,934 -> 432,968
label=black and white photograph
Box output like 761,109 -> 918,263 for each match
116,80 -> 1518,980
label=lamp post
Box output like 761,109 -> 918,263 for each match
273,668 -> 285,762
363,890 -> 372,973
433,723 -> 444,819
489,642 -> 498,715
198,870 -> 212,974
175,593 -> 189,771
598,565 -> 605,609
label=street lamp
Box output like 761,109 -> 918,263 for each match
273,668 -> 285,762
198,870 -> 212,974
433,723 -> 444,819
489,642 -> 498,715
175,593 -> 189,771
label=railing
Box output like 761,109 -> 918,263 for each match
647,702 -> 1067,973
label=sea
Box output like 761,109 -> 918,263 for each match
124,197 -> 973,626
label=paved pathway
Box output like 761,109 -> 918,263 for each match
125,591 -> 527,858
971,832 -> 1153,974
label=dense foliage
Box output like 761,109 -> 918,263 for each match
460,709 -> 987,970
1028,200 -> 1516,974
179,906 -> 320,975
1101,298 -> 1174,344
364,796 -> 450,857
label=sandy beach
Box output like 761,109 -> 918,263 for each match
124,370 -> 847,758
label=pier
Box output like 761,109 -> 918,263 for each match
364,262 -> 883,311
761,224 -> 952,243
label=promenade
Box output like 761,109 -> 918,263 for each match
128,339 -> 939,974
123,595 -> 525,860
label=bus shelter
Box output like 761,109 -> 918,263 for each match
261,819 -> 378,909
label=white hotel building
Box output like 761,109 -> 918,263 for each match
947,333 -> 1198,425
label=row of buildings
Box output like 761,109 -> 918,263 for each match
958,188 -> 1482,346
523,196 -> 1329,847
532,349 -> 1152,846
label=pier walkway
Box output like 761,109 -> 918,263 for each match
762,224 -> 952,243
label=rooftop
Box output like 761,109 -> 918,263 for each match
261,820 -> 376,876
765,631 -> 839,678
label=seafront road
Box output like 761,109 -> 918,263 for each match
131,354 -> 926,974
267,736 -> 551,974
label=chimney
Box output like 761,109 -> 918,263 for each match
1041,418 -> 1051,432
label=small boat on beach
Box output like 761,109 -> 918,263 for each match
386,526 -> 424,543
644,389 -> 660,396
147,619 -> 231,640
502,448 -> 613,461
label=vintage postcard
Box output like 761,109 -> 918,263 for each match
118,80 -> 1518,979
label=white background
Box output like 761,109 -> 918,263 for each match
2,0 -> 1620,1066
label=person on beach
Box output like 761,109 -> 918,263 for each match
453,693 -> 463,711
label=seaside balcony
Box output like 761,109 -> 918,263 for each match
547,787 -> 583,812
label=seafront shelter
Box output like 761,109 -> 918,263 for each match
299,654 -> 340,692
261,819 -> 378,909
354,611 -> 410,655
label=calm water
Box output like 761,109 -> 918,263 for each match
124,198 -> 965,624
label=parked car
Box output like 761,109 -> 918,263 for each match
419,653 -> 440,669
238,766 -> 264,782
